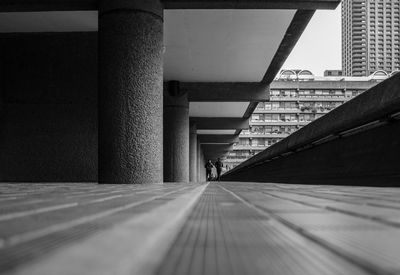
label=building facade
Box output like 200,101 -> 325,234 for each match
342,0 -> 400,76
225,70 -> 388,168
324,69 -> 343,76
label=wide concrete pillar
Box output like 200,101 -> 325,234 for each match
98,0 -> 163,184
164,81 -> 189,182
189,123 -> 197,182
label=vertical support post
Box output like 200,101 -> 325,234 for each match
98,0 -> 164,184
189,123 -> 197,182
163,81 -> 190,182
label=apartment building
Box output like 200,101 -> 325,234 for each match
225,70 -> 389,168
342,0 -> 400,76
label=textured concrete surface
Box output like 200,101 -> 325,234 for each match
197,140 -> 206,182
98,0 -> 163,184
0,33 -> 98,182
189,123 -> 197,182
1,182 -> 400,275
163,82 -> 190,182
179,82 -> 268,102
198,135 -> 239,144
197,138 -> 202,182
190,117 -> 249,130
224,120 -> 400,185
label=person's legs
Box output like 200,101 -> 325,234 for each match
206,170 -> 211,181
217,169 -> 222,181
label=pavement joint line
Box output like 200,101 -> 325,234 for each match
283,189 -> 400,206
0,186 -> 182,208
0,186 -> 187,222
263,191 -> 400,229
275,190 -> 400,210
0,199 -> 47,208
217,184 -> 396,275
0,197 -> 18,202
0,202 -> 80,222
11,183 -> 209,275
0,185 -> 195,249
64,186 -> 177,199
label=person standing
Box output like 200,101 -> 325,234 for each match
215,158 -> 224,181
204,160 -> 214,181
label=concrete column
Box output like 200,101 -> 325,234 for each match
164,81 -> 189,182
201,150 -> 206,181
189,123 -> 197,182
197,137 -> 201,181
98,0 -> 163,184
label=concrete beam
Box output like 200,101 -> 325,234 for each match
0,0 -> 97,11
190,117 -> 249,130
180,82 -> 268,102
204,154 -> 229,161
163,0 -> 340,9
243,9 -> 316,119
202,144 -> 234,153
204,148 -> 231,159
204,153 -> 230,160
0,0 -> 341,12
198,135 -> 239,144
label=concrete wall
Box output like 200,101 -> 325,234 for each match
223,120 -> 400,186
0,32 -> 98,182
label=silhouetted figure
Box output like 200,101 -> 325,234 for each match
205,160 -> 214,181
215,158 -> 224,181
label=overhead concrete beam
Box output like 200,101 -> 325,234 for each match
179,82 -> 269,102
202,142 -> 235,161
198,135 -> 239,144
0,0 -> 97,11
204,154 -> 229,161
202,144 -> 234,153
0,0 -> 340,12
191,117 -> 249,130
243,9 -> 316,119
163,0 -> 340,9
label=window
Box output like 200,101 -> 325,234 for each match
239,138 -> 250,146
251,114 -> 264,122
250,126 -> 265,135
256,102 -> 265,110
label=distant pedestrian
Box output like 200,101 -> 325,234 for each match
205,160 -> 214,181
215,158 -> 224,181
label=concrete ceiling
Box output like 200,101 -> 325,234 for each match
0,8 -> 310,152
0,11 -> 97,32
165,9 -> 296,138
189,102 -> 248,117
164,9 -> 295,82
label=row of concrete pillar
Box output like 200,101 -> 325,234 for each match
98,0 -> 207,183
164,81 -> 206,182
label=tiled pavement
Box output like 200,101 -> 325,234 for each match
1,182 -> 400,275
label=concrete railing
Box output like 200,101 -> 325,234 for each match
222,73 -> 400,186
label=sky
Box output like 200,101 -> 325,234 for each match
281,5 -> 342,76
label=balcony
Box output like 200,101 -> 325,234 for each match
271,96 -> 347,102
251,121 -> 310,126
239,133 -> 290,138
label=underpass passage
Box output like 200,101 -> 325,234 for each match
2,182 -> 400,275
222,73 -> 400,186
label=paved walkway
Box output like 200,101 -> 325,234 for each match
1,182 -> 400,275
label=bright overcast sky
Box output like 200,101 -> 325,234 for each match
281,5 -> 342,76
